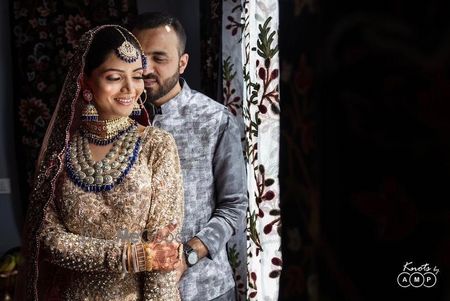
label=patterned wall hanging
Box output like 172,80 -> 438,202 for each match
11,0 -> 137,211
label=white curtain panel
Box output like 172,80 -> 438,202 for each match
223,1 -> 281,300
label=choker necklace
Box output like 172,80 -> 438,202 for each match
81,117 -> 135,145
65,126 -> 141,192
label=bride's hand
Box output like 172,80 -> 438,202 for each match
144,241 -> 182,272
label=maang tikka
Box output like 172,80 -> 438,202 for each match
114,27 -> 147,117
113,26 -> 147,69
115,28 -> 139,63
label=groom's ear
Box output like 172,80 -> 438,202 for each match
179,53 -> 189,75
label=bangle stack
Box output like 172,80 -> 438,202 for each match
122,242 -> 153,273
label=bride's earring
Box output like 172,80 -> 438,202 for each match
132,90 -> 147,116
81,90 -> 98,121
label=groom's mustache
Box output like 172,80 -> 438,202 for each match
142,73 -> 159,81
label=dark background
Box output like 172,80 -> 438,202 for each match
279,0 -> 450,300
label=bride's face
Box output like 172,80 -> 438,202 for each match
85,52 -> 144,120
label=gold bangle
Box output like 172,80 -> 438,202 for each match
122,243 -> 128,273
127,243 -> 133,273
131,244 -> 138,273
135,243 -> 146,272
178,244 -> 183,261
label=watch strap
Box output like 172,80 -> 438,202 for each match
183,243 -> 197,267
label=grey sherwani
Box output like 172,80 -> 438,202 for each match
147,80 -> 248,300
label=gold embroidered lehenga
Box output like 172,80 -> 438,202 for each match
15,25 -> 183,301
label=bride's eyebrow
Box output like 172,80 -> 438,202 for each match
101,67 -> 143,73
101,68 -> 125,73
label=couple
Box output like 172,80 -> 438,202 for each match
15,12 -> 247,301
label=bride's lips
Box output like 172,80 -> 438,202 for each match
114,97 -> 134,105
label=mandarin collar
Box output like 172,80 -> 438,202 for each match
149,78 -> 190,115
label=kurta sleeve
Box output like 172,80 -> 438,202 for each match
39,196 -> 124,273
143,132 -> 184,301
195,110 -> 248,259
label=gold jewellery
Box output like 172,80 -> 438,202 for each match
81,90 -> 99,121
80,117 -> 134,145
66,117 -> 141,192
122,242 -> 183,273
178,244 -> 183,263
124,242 -> 153,273
132,90 -> 147,116
115,28 -> 139,63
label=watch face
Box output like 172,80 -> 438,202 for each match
187,251 -> 198,265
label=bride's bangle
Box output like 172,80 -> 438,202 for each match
122,243 -> 129,273
135,243 -> 147,272
131,243 -> 139,273
127,243 -> 133,273
178,244 -> 183,261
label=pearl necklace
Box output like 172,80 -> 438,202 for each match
65,124 -> 141,192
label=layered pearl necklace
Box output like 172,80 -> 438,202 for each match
65,117 -> 142,192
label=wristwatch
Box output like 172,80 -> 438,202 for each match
183,244 -> 199,267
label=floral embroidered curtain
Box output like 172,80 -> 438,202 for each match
221,1 -> 282,300
11,0 -> 137,210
